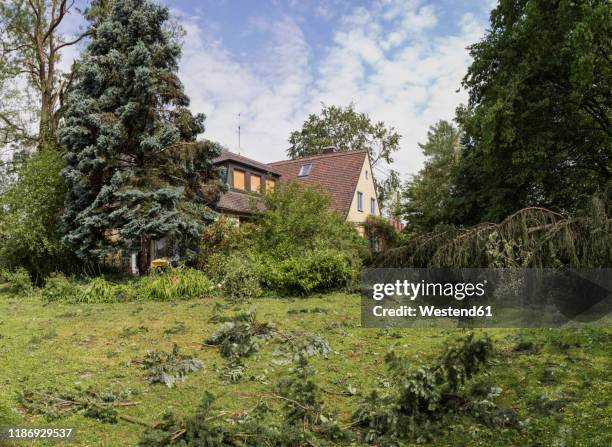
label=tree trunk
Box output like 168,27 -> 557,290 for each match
137,236 -> 151,275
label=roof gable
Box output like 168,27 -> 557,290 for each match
269,150 -> 369,218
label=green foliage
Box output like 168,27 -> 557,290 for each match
138,268 -> 214,301
374,196 -> 612,268
197,216 -> 244,269
41,268 -> 213,303
260,249 -> 355,296
287,102 -> 401,208
353,333 -> 495,444
287,103 -> 400,166
41,272 -> 81,303
18,386 -> 139,423
0,149 -> 75,278
0,401 -> 20,426
78,277 -> 121,303
276,355 -> 322,427
0,267 -> 33,295
138,357 -> 347,446
202,183 -> 365,298
205,310 -> 273,359
272,332 -> 332,365
217,254 -> 262,301
60,0 -> 221,272
137,344 -> 203,388
363,215 -> 404,251
401,120 -> 463,232
451,0 -> 611,223
254,182 -> 366,259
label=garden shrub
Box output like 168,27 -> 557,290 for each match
0,267 -> 33,295
42,272 -> 81,303
260,249 -> 356,296
197,216 -> 246,269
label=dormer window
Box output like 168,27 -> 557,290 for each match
233,169 -> 245,190
250,174 -> 261,193
298,163 -> 312,177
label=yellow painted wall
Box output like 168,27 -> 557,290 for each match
346,154 -> 380,224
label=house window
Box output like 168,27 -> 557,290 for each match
298,163 -> 312,177
233,169 -> 245,190
357,192 -> 363,211
250,174 -> 261,193
266,178 -> 275,193
365,170 -> 368,180
371,198 -> 376,214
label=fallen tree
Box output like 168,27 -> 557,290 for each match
373,196 -> 611,268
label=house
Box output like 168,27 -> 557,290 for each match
269,148 -> 381,235
212,150 -> 281,221
212,147 -> 381,235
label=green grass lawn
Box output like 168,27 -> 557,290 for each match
0,292 -> 610,446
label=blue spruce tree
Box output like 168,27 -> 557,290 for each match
60,0 -> 222,273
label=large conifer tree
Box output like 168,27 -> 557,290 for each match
60,0 -> 221,273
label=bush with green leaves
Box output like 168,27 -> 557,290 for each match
0,267 -> 33,295
203,183 -> 367,298
260,249 -> 356,296
197,216 -> 246,269
41,272 -> 81,303
251,182 -> 367,259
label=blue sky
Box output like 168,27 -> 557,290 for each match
60,0 -> 496,180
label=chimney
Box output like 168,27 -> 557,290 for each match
322,146 -> 337,154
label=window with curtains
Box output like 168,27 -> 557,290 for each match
357,192 -> 363,211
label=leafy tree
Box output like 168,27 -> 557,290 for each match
402,120 -> 462,232
60,0 -> 221,273
288,103 -> 401,166
288,103 -> 402,210
0,0 -> 93,150
251,181 -> 366,259
452,0 -> 611,223
0,149 -> 75,278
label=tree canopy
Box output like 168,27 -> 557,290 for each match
287,103 -> 400,167
288,103 -> 402,212
450,0 -> 611,224
60,0 -> 222,273
402,120 -> 462,232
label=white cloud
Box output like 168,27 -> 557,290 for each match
176,0 -> 488,179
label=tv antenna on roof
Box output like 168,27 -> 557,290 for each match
238,112 -> 241,154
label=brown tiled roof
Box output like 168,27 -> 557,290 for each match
216,190 -> 265,215
269,150 -> 368,219
213,150 -> 281,176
